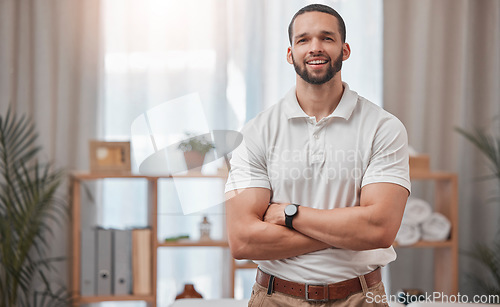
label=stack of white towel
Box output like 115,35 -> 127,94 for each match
395,197 -> 451,246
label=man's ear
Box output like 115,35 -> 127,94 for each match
342,43 -> 351,61
287,47 -> 293,64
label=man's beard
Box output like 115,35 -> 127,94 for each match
292,51 -> 343,85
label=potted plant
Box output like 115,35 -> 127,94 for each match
0,108 -> 72,306
456,124 -> 500,295
178,133 -> 215,170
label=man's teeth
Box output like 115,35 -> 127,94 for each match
308,60 -> 327,64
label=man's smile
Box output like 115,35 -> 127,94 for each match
306,57 -> 330,69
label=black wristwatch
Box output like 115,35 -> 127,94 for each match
284,204 -> 300,229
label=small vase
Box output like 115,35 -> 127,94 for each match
199,216 -> 212,241
175,283 -> 203,300
183,151 -> 206,170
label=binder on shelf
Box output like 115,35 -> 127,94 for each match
80,228 -> 96,296
113,229 -> 132,295
132,227 -> 152,295
96,227 -> 113,296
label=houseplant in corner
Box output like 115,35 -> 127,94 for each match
456,123 -> 500,295
178,133 -> 215,170
0,108 -> 72,306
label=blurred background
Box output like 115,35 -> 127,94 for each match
0,0 -> 499,306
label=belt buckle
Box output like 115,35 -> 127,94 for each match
305,283 -> 329,302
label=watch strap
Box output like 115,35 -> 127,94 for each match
285,204 -> 299,229
285,213 -> 293,229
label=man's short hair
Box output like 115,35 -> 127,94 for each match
288,4 -> 346,45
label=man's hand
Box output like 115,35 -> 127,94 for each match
225,188 -> 331,260
263,202 -> 289,226
262,183 -> 408,251
290,183 -> 408,250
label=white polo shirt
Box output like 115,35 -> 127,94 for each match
225,83 -> 411,283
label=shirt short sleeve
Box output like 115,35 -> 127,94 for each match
361,116 -> 411,194
224,121 -> 271,193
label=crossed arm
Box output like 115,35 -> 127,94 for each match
225,183 -> 409,260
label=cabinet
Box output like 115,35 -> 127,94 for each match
69,164 -> 459,305
69,171 -> 230,306
392,165 -> 459,295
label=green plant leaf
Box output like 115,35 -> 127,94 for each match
456,127 -> 500,180
0,107 -> 71,306
457,123 -> 500,295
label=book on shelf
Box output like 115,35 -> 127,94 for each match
96,228 -> 113,295
81,228 -> 96,296
113,229 -> 132,295
132,227 -> 152,295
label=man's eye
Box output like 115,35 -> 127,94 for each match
297,39 -> 306,43
324,37 -> 333,41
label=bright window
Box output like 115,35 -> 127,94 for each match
97,1 -> 382,306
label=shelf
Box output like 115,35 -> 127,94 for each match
409,171 -> 456,180
70,173 -> 229,307
70,165 -> 458,304
159,240 -> 229,247
172,171 -> 228,179
393,240 -> 453,248
78,295 -> 155,303
71,171 -> 227,181
234,261 -> 258,269
396,168 -> 458,294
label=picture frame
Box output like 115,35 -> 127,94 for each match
89,141 -> 131,174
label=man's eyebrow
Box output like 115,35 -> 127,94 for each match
294,32 -> 309,40
321,30 -> 337,37
294,31 -> 337,41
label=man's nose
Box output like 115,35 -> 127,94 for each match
309,38 -> 324,53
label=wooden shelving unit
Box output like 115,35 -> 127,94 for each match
393,240 -> 454,248
159,240 -> 229,247
396,167 -> 459,295
69,172 -> 229,307
70,162 -> 458,305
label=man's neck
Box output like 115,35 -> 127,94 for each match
295,77 -> 344,122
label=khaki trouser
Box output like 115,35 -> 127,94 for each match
248,279 -> 389,307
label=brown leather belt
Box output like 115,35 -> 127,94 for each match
256,267 -> 381,302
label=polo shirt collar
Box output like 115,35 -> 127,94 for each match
284,82 -> 358,120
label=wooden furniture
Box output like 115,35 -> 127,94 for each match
69,171 -> 228,307
69,163 -> 459,305
395,167 -> 459,295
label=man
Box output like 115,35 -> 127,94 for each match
225,4 -> 410,306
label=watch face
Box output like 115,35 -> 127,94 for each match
285,204 -> 298,216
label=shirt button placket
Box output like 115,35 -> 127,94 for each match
310,124 -> 324,164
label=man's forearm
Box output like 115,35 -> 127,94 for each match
226,187 -> 332,260
228,218 -> 330,260
263,183 -> 408,251
265,204 -> 383,250
293,206 -> 391,250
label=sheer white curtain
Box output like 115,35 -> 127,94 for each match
99,2 -> 234,305
383,0 -> 500,295
0,0 -> 101,296
98,0 -> 382,305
